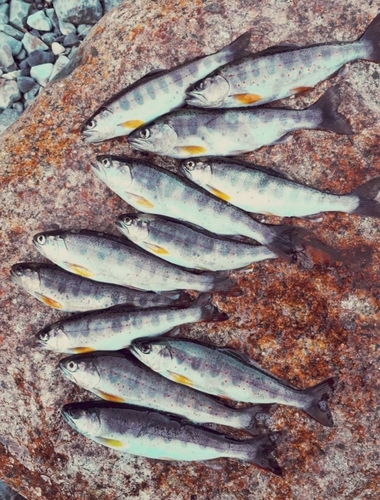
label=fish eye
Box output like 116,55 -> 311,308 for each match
13,266 -> 23,277
38,331 -> 50,342
101,157 -> 110,167
123,217 -> 133,226
66,361 -> 78,372
87,119 -> 97,130
139,128 -> 150,139
140,343 -> 152,354
196,81 -> 205,91
68,408 -> 83,419
185,161 -> 196,170
36,234 -> 46,245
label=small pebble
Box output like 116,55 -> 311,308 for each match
2,69 -> 22,80
104,0 -> 124,13
0,45 -> 14,69
77,24 -> 92,38
63,32 -> 79,47
41,32 -> 56,45
15,48 -> 27,60
49,54 -> 69,81
0,32 -> 23,56
51,42 -> 65,55
0,4 -> 9,25
0,108 -> 21,135
0,23 -> 24,41
17,75 -> 36,93
12,101 -> 24,113
19,59 -> 30,70
22,32 -> 49,53
30,62 -> 53,86
9,0 -> 31,30
27,10 -> 52,31
24,82 -> 40,100
0,80 -> 21,109
27,49 -> 55,67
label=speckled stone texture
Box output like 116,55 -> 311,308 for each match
0,1 -> 379,499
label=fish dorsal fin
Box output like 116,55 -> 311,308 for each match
250,43 -> 301,58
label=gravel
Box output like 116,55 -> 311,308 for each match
0,0 -> 126,136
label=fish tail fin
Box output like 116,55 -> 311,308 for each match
172,292 -> 194,306
310,86 -> 353,135
216,31 -> 251,63
244,404 -> 278,436
194,293 -> 229,322
360,14 -> 380,63
302,377 -> 339,427
242,432 -> 283,476
265,225 -> 312,263
350,176 -> 380,217
208,272 -> 242,296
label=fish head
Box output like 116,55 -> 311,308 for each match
180,158 -> 212,185
61,403 -> 101,437
186,75 -> 230,108
10,263 -> 41,293
59,354 -> 101,390
128,123 -> 178,155
32,231 -> 68,262
130,339 -> 173,372
36,324 -> 71,352
92,155 -> 133,191
82,108 -> 118,143
116,213 -> 150,243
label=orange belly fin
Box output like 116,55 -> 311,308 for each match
66,263 -> 94,279
179,146 -> 207,155
97,437 -> 126,449
145,242 -> 169,255
119,119 -> 145,129
292,86 -> 313,94
97,391 -> 125,403
36,293 -> 63,309
234,93 -> 262,104
71,347 -> 96,354
167,371 -> 194,387
208,186 -> 231,202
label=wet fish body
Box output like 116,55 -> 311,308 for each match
128,87 -> 352,158
131,338 -> 339,427
180,158 -> 380,218
36,294 -> 227,353
92,156 -> 308,262
32,230 -> 235,294
186,14 -> 380,108
116,213 -> 277,271
59,351 -> 272,434
82,32 -> 250,142
61,401 -> 282,474
10,262 -> 184,312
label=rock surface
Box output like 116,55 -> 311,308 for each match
0,1 -> 379,499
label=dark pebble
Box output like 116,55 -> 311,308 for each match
27,49 -> 55,66
20,67 -> 30,76
19,59 -> 30,70
30,29 -> 41,37
17,76 -> 36,93
55,35 -> 65,42
63,33 -> 79,48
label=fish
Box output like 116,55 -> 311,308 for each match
116,213 -> 278,271
36,294 -> 228,353
61,401 -> 282,474
130,338 -> 339,427
186,14 -> 380,108
128,86 -> 352,158
91,155 -> 314,263
32,230 -> 237,294
10,262 -> 189,312
59,351 -> 274,434
180,158 -> 380,218
81,31 -> 251,143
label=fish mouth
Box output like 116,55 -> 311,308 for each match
185,91 -> 213,108
61,407 -> 78,429
128,137 -> 150,152
10,266 -> 22,286
81,130 -> 104,144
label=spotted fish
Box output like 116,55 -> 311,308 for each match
62,401 -> 282,474
10,262 -> 187,312
128,86 -> 353,158
180,158 -> 380,218
186,14 -> 380,108
116,213 -> 277,271
59,351 -> 274,434
81,32 -> 250,143
131,338 -> 339,427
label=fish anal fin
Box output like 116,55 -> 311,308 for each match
71,347 -> 96,354
97,437 -> 126,449
145,242 -> 169,255
292,86 -> 313,94
36,293 -> 63,309
234,93 -> 262,105
208,186 -> 231,202
124,192 -> 154,209
167,370 -> 194,387
179,146 -> 207,155
119,119 -> 145,129
65,263 -> 94,279
97,391 -> 125,403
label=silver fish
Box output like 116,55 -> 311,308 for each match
186,14 -> 380,108
180,158 -> 380,218
32,230 -> 237,294
81,32 -> 250,143
36,294 -> 227,353
61,401 -> 282,474
92,156 -> 309,262
10,262 -> 186,312
131,338 -> 339,427
128,86 -> 352,158
116,213 -> 277,271
59,351 -> 273,434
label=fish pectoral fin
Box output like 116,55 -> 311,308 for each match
207,185 -> 231,202
144,242 -> 169,255
292,86 -> 313,94
65,263 -> 94,278
167,371 -> 194,387
35,293 -> 63,309
234,93 -> 262,104
97,437 -> 126,449
118,119 -> 145,129
124,192 -> 154,209
178,145 -> 207,155
97,391 -> 125,403
71,347 -> 96,354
